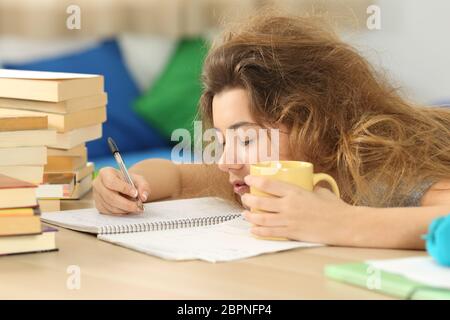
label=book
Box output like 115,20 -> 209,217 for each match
0,106 -> 106,133
0,208 -> 41,236
0,165 -> 44,184
325,258 -> 450,300
0,226 -> 58,255
44,153 -> 87,172
368,256 -> 450,291
47,144 -> 86,157
38,199 -> 61,212
38,173 -> 92,200
0,207 -> 38,217
71,162 -> 94,182
64,174 -> 92,199
0,174 -> 37,208
0,69 -> 103,102
0,129 -> 56,148
49,124 -> 102,150
0,93 -> 107,114
36,172 -> 76,199
42,161 -> 94,183
41,197 -> 322,262
0,146 -> 47,166
0,115 -> 47,131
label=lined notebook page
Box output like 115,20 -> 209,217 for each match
41,197 -> 242,234
98,217 -> 322,263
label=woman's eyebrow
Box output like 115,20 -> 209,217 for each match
213,121 -> 258,131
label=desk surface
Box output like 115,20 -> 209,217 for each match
0,192 -> 425,299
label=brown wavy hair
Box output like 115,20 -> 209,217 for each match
199,13 -> 450,207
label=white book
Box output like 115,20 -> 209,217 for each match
36,172 -> 76,199
0,69 -> 99,80
41,197 -> 321,262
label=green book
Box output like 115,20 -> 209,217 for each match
324,262 -> 450,300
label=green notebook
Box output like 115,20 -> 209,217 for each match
325,262 -> 450,300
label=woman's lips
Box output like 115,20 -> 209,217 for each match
232,181 -> 249,195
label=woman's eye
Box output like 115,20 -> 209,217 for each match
216,139 -> 253,147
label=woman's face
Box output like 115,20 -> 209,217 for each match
212,87 -> 293,197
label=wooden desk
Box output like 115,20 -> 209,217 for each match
0,192 -> 425,299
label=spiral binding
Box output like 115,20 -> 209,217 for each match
98,213 -> 241,235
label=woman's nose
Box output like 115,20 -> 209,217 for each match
217,147 -> 244,172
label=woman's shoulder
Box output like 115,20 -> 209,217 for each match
421,179 -> 450,206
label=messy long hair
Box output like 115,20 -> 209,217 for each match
199,14 -> 450,207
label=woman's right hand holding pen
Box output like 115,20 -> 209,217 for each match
93,167 -> 151,215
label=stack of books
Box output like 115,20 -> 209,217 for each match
0,173 -> 57,255
0,69 -> 106,211
0,114 -> 56,184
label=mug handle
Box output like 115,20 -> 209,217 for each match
312,173 -> 340,197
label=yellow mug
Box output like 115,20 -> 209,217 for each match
249,161 -> 340,240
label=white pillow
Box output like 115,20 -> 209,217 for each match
117,33 -> 176,92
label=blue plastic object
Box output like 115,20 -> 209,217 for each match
4,39 -> 169,158
426,214 -> 450,267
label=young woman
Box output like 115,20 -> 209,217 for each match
93,14 -> 450,250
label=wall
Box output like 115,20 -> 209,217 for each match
343,0 -> 450,104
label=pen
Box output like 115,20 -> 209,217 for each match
107,137 -> 144,211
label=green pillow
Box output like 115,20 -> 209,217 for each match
133,38 -> 209,139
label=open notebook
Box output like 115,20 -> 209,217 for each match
325,256 -> 450,299
41,197 -> 321,262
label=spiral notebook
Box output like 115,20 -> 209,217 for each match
41,197 -> 321,262
41,197 -> 242,235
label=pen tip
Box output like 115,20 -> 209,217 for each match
107,137 -> 119,154
137,200 -> 144,212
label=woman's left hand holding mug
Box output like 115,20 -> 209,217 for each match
241,175 -> 357,245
